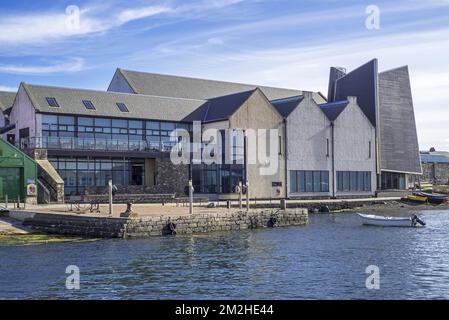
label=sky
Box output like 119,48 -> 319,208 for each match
0,0 -> 448,150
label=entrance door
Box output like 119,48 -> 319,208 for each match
0,168 -> 21,201
131,164 -> 144,185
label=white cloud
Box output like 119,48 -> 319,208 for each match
0,5 -> 171,46
207,37 -> 224,45
0,0 -> 247,46
117,6 -> 172,24
0,85 -> 17,92
0,58 -> 85,74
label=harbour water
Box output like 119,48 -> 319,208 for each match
1,210 -> 449,299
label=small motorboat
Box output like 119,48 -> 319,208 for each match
413,191 -> 449,205
357,213 -> 426,227
402,195 -> 428,203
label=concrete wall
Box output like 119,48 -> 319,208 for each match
333,97 -> 377,196
229,89 -> 285,199
422,162 -> 449,184
10,85 -> 37,147
107,70 -> 135,93
286,93 -> 332,197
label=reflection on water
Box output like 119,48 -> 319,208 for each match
1,210 -> 449,299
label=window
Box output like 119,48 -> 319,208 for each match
290,170 -> 329,193
116,102 -> 129,112
82,100 -> 96,110
337,171 -> 372,192
46,97 -> 60,108
368,141 -> 372,159
381,172 -> 406,190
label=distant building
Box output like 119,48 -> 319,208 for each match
421,150 -> 449,184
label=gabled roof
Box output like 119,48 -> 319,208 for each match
270,95 -> 304,118
112,68 -> 304,100
0,91 -> 16,111
183,89 -> 256,123
21,83 -> 205,121
319,100 -> 349,121
331,59 -> 378,126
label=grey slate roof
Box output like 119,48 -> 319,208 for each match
183,89 -> 256,123
0,91 -> 16,111
271,95 -> 304,118
421,154 -> 449,164
332,59 -> 378,126
113,69 -> 304,100
22,83 -> 205,121
319,100 -> 349,121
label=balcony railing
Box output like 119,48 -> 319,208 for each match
25,137 -> 176,152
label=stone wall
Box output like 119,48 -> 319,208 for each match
422,162 -> 449,185
15,209 -> 308,238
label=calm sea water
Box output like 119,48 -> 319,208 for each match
1,210 -> 449,300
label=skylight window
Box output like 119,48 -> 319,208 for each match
116,102 -> 129,112
46,97 -> 60,108
82,100 -> 96,110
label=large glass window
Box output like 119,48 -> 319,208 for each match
381,172 -> 406,190
41,114 -> 189,152
49,157 -> 143,195
337,171 -> 372,192
290,171 -> 329,193
192,164 -> 245,194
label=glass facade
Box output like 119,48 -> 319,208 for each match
381,171 -> 406,190
192,129 -> 246,194
337,171 -> 371,192
290,170 -> 329,193
40,114 -> 191,152
49,157 -> 144,195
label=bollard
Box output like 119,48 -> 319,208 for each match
245,181 -> 250,211
280,199 -> 287,210
108,180 -> 113,216
227,200 -> 231,209
188,180 -> 193,214
238,181 -> 243,210
17,195 -> 20,210
5,194 -> 8,209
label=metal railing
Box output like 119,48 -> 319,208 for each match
25,137 -> 176,152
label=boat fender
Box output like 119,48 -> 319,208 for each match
268,217 -> 278,228
168,222 -> 177,235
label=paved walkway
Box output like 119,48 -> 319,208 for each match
3,197 -> 402,219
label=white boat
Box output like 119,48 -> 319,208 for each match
357,213 -> 425,227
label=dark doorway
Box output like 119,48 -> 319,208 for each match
131,164 -> 144,185
6,134 -> 15,145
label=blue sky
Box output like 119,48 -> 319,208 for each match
1,0 -> 449,150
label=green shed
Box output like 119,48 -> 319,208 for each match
0,137 -> 37,204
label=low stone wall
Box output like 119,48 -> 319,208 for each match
11,209 -> 308,239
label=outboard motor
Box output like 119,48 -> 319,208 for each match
412,215 -> 426,227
